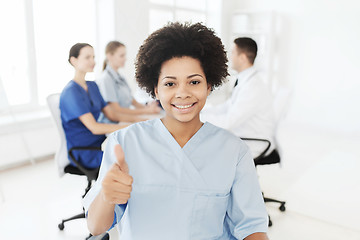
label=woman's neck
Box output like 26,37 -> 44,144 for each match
109,63 -> 119,72
162,116 -> 203,148
73,71 -> 87,90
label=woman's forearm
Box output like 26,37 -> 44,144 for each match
115,112 -> 146,123
89,122 -> 125,135
109,102 -> 148,115
132,98 -> 146,109
245,232 -> 269,240
79,113 -> 126,135
87,191 -> 115,236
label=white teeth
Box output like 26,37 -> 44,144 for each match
174,104 -> 193,109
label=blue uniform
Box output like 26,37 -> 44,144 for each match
83,119 -> 268,239
60,80 -> 107,169
96,65 -> 133,123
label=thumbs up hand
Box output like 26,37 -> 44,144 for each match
114,144 -> 129,173
101,144 -> 133,205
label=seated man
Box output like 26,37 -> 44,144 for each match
201,37 -> 276,159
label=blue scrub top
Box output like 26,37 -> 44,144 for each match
59,80 -> 107,169
83,119 -> 268,239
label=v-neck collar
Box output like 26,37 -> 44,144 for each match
153,119 -> 211,189
154,118 -> 210,152
72,80 -> 89,93
106,65 -> 123,83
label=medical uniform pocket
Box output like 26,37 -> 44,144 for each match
190,192 -> 230,239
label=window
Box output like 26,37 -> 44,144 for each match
175,10 -> 206,23
0,0 -> 98,111
175,0 -> 206,11
149,9 -> 174,33
149,0 -> 222,35
150,0 -> 175,6
33,0 -> 97,105
0,0 -> 31,106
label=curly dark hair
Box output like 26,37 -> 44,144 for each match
135,22 -> 229,98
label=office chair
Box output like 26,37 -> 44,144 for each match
242,87 -> 292,227
241,137 -> 286,227
47,94 -> 109,240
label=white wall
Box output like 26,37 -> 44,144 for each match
94,0 -> 116,75
0,117 -> 58,170
113,0 -> 150,92
233,0 -> 360,135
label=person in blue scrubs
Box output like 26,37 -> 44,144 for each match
96,41 -> 161,123
60,43 -> 130,169
83,23 -> 269,239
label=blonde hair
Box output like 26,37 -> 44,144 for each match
103,41 -> 125,71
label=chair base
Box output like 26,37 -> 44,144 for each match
58,212 -> 85,230
268,215 -> 272,227
263,193 -> 286,227
86,233 -> 110,240
264,196 -> 286,212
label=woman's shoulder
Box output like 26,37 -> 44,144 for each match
204,122 -> 249,154
86,81 -> 103,93
97,70 -> 112,83
86,80 -> 99,87
114,119 -> 158,140
60,80 -> 78,97
205,122 -> 241,142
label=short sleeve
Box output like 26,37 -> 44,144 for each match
97,73 -> 119,103
60,86 -> 90,122
82,131 -> 127,228
226,149 -> 269,239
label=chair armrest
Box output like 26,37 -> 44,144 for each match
68,146 -> 102,181
240,138 -> 271,162
87,233 -> 109,240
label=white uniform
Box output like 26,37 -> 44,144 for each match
83,119 -> 268,239
201,66 -> 276,158
96,65 -> 133,123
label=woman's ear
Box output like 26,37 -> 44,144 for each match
207,84 -> 211,96
69,56 -> 77,67
105,52 -> 112,61
154,87 -> 159,100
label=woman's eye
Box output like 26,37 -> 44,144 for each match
190,80 -> 200,85
165,82 -> 174,87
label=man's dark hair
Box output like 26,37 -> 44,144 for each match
234,37 -> 257,64
135,22 -> 229,98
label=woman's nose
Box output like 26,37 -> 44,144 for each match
175,84 -> 191,98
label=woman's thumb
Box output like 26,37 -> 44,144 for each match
114,144 -> 129,173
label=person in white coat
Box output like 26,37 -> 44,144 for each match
201,37 -> 276,159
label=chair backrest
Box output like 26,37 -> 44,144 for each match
46,93 -> 69,176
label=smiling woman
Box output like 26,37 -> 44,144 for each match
155,56 -> 210,135
84,22 -> 269,240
